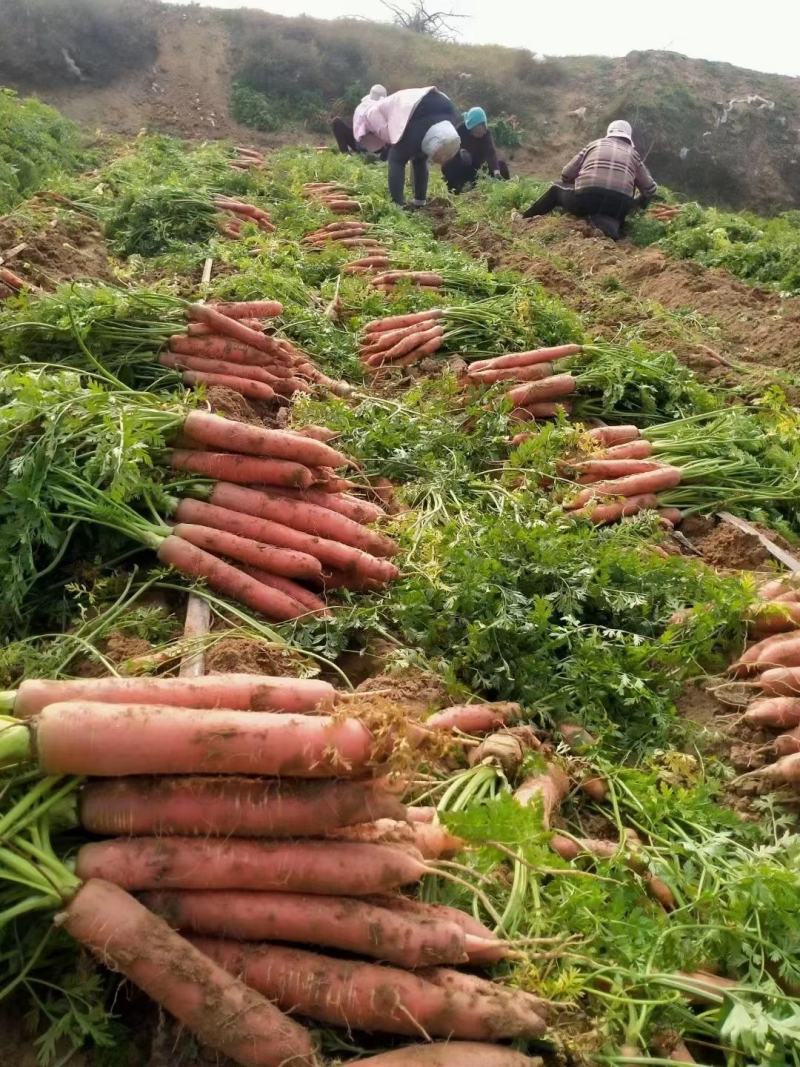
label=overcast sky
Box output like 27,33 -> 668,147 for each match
172,0 -> 800,77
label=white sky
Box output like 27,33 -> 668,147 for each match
171,0 -> 800,77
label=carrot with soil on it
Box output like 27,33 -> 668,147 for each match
514,764 -> 570,828
424,703 -> 520,733
193,939 -> 546,1041
242,568 -> 328,613
345,1041 -> 543,1065
743,697 -> 800,729
468,344 -> 582,373
570,493 -> 660,524
586,425 -> 642,446
182,412 -> 350,468
508,373 -> 577,406
144,889 -> 469,968
466,363 -> 554,385
76,837 -> 427,895
565,468 -> 683,510
209,300 -> 283,319
364,309 -> 444,334
166,450 -> 317,490
570,459 -> 664,482
161,352 -> 294,392
261,486 -> 386,525
181,372 -> 276,401
171,523 -> 323,581
16,702 -> 374,777
0,673 -> 335,718
80,776 -> 406,838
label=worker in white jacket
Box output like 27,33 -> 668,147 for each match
354,86 -> 461,207
331,85 -> 388,158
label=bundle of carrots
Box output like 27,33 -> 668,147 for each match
0,674 -> 551,1066
162,299 -> 351,401
301,182 -> 361,214
212,195 -> 276,235
343,253 -> 393,274
649,203 -> 682,223
159,410 -> 401,618
559,425 -> 683,525
464,344 -> 583,420
230,146 -> 266,171
371,270 -> 444,292
302,220 -> 384,253
359,309 -> 448,369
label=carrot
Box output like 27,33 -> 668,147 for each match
420,967 -> 553,1024
731,634 -> 800,676
187,304 -> 283,356
259,487 -> 385,526
210,301 -> 283,319
514,764 -> 570,828
195,939 -> 546,1040
759,578 -> 800,600
182,371 -> 276,401
513,400 -> 573,420
467,363 -> 554,385
243,567 -> 328,613
157,536 -> 315,620
586,425 -> 641,446
208,483 -> 397,558
658,507 -> 683,527
347,1041 -> 541,1065
365,309 -> 444,334
374,272 -> 444,286
35,702 -> 374,777
176,500 -> 397,584
162,352 -> 292,392
772,729 -> 800,756
738,751 -> 800,784
372,897 -> 510,964
172,523 -> 322,581
3,673 -> 334,719
743,697 -> 800,729
145,890 -> 467,968
573,459 -> 663,482
565,467 -> 682,509
759,667 -> 800,696
170,335 -> 277,362
325,819 -> 463,859
405,807 -> 436,823
674,971 -> 737,1003
167,450 -> 316,489
62,879 -> 316,1067
77,837 -> 426,894
508,373 -> 577,406
425,703 -> 519,733
469,344 -> 582,373
80,777 -> 405,838
0,267 -> 26,290
601,439 -> 654,460
749,601 -> 800,635
549,836 -> 675,909
571,493 -> 660,524
361,322 -> 435,354
369,325 -> 444,366
186,320 -> 265,336
183,412 -> 349,468
296,425 -> 338,443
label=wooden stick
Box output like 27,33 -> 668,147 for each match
717,512 -> 800,572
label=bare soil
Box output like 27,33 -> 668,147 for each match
0,205 -> 114,290
204,636 -> 310,677
452,212 -> 800,378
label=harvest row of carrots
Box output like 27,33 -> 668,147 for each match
302,181 -> 362,215
0,672 -> 550,1066
212,193 -> 276,239
230,145 -> 267,171
358,308 -> 449,369
162,298 -> 349,401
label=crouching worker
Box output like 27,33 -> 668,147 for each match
442,107 -> 511,194
331,85 -> 390,160
522,120 -> 656,239
354,86 -> 461,208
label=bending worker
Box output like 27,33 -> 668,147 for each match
331,84 -> 389,158
522,120 -> 657,239
354,86 -> 461,208
442,107 -> 511,193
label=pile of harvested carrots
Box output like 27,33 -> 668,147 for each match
371,270 -> 444,292
648,203 -> 682,223
212,194 -> 276,238
303,220 -> 385,256
162,298 -> 350,401
464,343 -> 582,420
302,182 -> 361,214
159,410 -> 400,618
729,575 -> 800,786
3,673 -> 552,1066
230,146 -> 266,172
359,309 -> 447,369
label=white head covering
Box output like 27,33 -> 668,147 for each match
421,120 -> 460,163
369,84 -> 387,100
607,119 -> 633,141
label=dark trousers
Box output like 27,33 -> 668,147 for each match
387,90 -> 457,205
331,117 -> 358,154
442,156 -> 511,194
523,184 -> 636,239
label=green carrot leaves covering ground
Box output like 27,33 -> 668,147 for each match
1,127 -> 800,1064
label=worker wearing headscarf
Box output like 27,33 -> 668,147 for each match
331,85 -> 389,157
442,106 -> 511,194
522,120 -> 657,239
354,86 -> 461,207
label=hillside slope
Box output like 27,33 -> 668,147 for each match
2,0 -> 799,211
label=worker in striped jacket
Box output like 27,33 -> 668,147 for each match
522,120 -> 657,239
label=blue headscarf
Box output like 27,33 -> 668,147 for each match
463,107 -> 487,130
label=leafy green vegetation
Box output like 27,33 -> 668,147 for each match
629,200 -> 800,294
0,89 -> 83,213
2,130 -> 800,1067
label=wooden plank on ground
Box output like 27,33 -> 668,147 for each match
178,595 -> 211,677
717,511 -> 800,572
